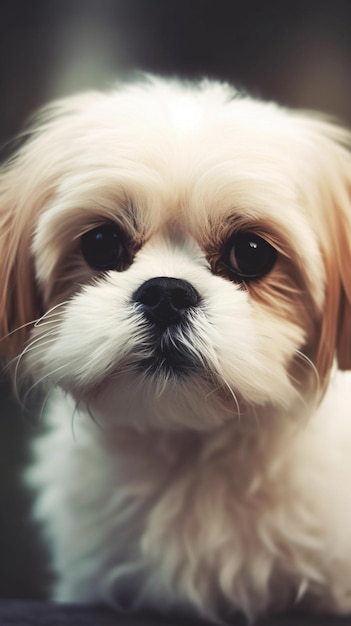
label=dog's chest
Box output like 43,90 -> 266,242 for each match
99,427 -> 333,611
31,395 -> 351,613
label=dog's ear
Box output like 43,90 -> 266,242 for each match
334,207 -> 351,371
0,92 -> 105,365
0,160 -> 41,363
312,123 -> 351,383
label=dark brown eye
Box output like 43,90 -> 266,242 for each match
226,233 -> 277,280
80,223 -> 130,271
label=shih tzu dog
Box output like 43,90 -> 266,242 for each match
1,76 -> 351,623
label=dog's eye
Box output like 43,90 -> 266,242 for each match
226,233 -> 277,280
80,223 -> 130,271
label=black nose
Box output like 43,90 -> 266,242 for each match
133,277 -> 200,328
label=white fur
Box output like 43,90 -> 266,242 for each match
1,76 -> 351,623
28,373 -> 351,622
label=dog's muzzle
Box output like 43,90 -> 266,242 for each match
132,277 -> 201,375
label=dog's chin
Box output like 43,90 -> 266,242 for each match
80,351 -> 237,433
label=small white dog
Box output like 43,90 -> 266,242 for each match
1,76 -> 351,623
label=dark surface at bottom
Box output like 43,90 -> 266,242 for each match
1,602 -> 351,626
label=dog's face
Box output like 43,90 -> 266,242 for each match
1,78 -> 351,431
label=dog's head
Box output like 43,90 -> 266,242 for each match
1,77 -> 351,430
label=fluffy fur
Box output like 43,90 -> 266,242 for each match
1,76 -> 351,623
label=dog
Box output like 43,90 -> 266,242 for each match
1,76 -> 351,623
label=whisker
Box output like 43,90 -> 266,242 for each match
4,300 -> 68,397
84,398 -> 105,432
21,364 -> 67,408
34,301 -> 70,327
0,300 -> 69,344
12,333 -> 59,399
0,318 -> 41,343
292,349 -> 321,412
70,399 -> 82,443
221,378 -> 241,417
38,388 -> 54,424
295,349 -> 320,389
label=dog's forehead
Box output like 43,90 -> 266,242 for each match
32,85 -> 325,299
28,81 -> 332,251
30,83 -> 323,239
77,92 -> 304,183
44,95 -> 309,225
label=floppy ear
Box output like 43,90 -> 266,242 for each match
0,91 -> 105,365
313,127 -> 351,382
0,162 -> 42,363
335,209 -> 351,370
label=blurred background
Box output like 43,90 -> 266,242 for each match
1,0 -> 351,601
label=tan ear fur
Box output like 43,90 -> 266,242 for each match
335,202 -> 351,370
1,91 -> 107,367
0,95 -> 87,364
0,164 -> 41,363
314,140 -> 351,383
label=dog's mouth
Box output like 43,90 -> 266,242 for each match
140,345 -> 196,377
137,324 -> 200,378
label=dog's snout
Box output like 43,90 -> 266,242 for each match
133,277 -> 200,328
